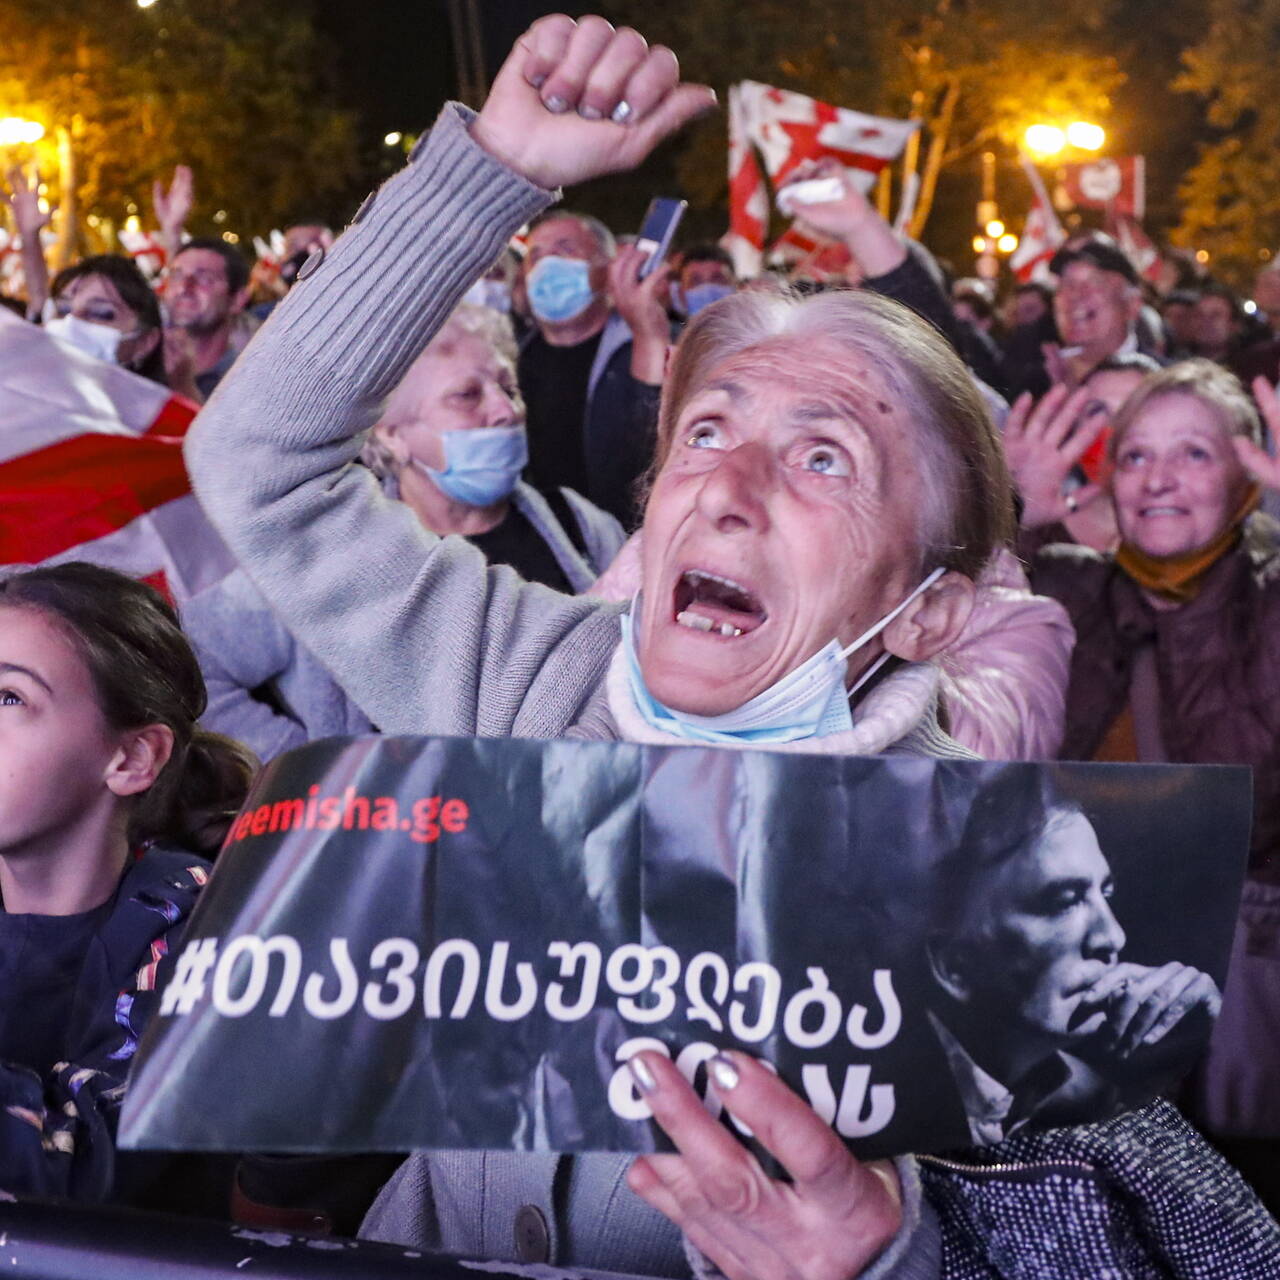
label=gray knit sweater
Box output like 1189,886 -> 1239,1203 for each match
186,104 -> 947,1278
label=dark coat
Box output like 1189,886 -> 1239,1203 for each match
0,847 -> 209,1201
1030,520 -> 1280,881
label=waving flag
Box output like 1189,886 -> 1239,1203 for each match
726,81 -> 918,276
1060,156 -> 1146,222
1011,157 -> 1066,284
0,309 -> 233,601
1111,214 -> 1163,285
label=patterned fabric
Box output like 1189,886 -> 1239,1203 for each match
920,1100 -> 1280,1278
0,847 -> 209,1201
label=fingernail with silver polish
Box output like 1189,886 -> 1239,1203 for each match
544,95 -> 569,114
579,104 -> 603,120
708,1054 -> 739,1093
629,1054 -> 657,1094
611,100 -> 633,125
529,73 -> 547,89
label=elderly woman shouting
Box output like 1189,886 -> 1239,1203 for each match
186,16 -> 1278,1279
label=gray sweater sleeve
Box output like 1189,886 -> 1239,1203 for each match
185,105 -> 623,739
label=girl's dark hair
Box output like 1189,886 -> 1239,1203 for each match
0,562 -> 257,856
49,254 -> 168,386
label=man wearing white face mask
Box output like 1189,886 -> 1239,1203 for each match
182,303 -> 624,762
517,210 -> 673,530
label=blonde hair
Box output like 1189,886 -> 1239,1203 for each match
1109,358 -> 1264,457
650,287 -> 1013,579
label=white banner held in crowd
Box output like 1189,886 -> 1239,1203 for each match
726,81 -> 918,276
0,309 -> 233,602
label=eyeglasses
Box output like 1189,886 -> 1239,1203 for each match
167,267 -> 227,290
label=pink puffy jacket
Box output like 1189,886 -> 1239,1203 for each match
589,538 -> 1071,762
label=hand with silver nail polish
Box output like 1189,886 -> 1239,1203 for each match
470,14 -> 717,192
625,1050 -> 903,1280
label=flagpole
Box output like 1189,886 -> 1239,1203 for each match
1018,151 -> 1065,238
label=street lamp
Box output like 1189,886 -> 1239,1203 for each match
0,117 -> 44,146
1066,122 -> 1105,151
1024,124 -> 1066,158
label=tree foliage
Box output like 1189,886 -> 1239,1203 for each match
1174,0 -> 1280,282
0,0 -> 357,255
600,0 -> 1121,238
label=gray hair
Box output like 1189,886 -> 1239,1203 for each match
361,302 -> 520,481
527,208 -> 617,259
651,287 -> 1014,579
1109,358 -> 1263,457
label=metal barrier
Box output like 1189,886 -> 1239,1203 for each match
0,1199 -> 529,1279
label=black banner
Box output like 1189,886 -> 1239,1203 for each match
121,738 -> 1250,1160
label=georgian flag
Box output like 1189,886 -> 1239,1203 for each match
726,81 -> 918,276
1011,158 -> 1066,284
117,228 -> 170,281
0,309 -> 233,602
1111,214 -> 1163,285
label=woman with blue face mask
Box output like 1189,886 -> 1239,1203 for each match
181,303 -> 624,763
185,16 -> 1280,1279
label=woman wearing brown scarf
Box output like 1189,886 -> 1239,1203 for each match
1014,358 -> 1280,1212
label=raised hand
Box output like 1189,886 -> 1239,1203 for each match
1003,384 -> 1108,528
777,158 -> 905,278
608,243 -> 672,383
152,165 -> 194,236
2,166 -> 51,239
471,15 -> 716,192
1234,377 -> 1280,492
626,1050 -> 902,1280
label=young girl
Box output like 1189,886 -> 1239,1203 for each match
0,562 -> 255,1201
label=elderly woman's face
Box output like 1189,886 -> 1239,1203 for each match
1111,393 -> 1247,559
636,337 -> 930,716
382,331 -> 523,470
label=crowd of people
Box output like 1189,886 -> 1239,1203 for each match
4,11 -> 1280,1277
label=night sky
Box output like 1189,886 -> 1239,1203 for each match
306,1 -> 1202,263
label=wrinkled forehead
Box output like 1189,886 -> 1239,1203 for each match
1119,389 -> 1237,448
684,336 -> 904,420
526,217 -> 601,262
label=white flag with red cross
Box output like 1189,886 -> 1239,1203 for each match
726,81 -> 918,277
1011,158 -> 1066,284
1111,214 -> 1163,286
0,309 -> 234,602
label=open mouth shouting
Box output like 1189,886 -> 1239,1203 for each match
673,569 -> 768,639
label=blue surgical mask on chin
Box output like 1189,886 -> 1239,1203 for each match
418,426 -> 529,508
526,256 -> 596,325
681,282 -> 735,316
620,567 -> 947,746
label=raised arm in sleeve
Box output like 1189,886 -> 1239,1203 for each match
185,106 -> 623,741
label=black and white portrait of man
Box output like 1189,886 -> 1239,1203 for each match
924,770 -> 1222,1146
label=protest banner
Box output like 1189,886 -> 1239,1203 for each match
121,738 -> 1249,1161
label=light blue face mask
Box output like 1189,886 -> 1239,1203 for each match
420,426 -> 529,508
681,282 -> 735,316
462,278 -> 512,313
620,567 -> 947,746
526,256 -> 596,325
